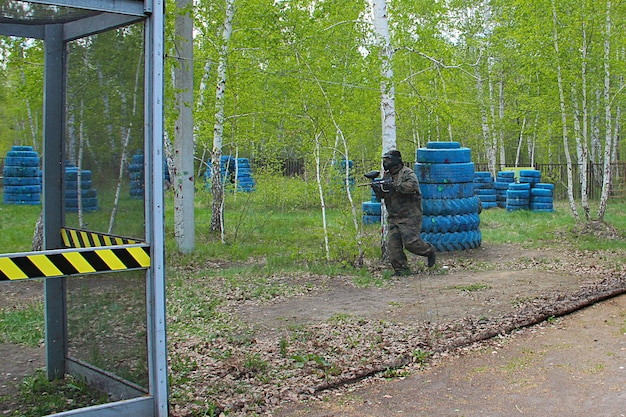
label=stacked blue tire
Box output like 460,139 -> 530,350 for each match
530,183 -> 555,212
506,182 -> 530,211
128,151 -> 144,199
66,166 -> 99,212
494,171 -> 515,208
2,146 -> 41,205
362,181 -> 382,224
205,156 -> 255,192
415,142 -> 481,252
474,171 -> 497,209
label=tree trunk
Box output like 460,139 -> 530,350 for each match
173,0 -> 195,252
597,0 -> 613,221
552,0 -> 579,221
372,0 -> 397,260
210,0 -> 235,234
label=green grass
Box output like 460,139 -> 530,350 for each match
0,302 -> 44,347
0,369 -> 109,416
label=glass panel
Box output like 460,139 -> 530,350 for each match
66,270 -> 148,388
64,24 -> 146,241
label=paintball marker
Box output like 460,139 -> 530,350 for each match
358,170 -> 393,192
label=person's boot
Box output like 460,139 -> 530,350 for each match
393,268 -> 412,276
427,251 -> 436,268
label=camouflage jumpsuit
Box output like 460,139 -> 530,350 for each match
374,164 -> 435,273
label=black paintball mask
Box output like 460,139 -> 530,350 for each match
382,150 -> 403,173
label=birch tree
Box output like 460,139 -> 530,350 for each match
173,0 -> 195,253
371,0 -> 397,259
210,0 -> 236,235
597,0 -> 613,221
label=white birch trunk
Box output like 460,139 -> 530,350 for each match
314,133 -> 330,261
371,0 -> 397,154
552,0 -> 580,221
109,51 -> 142,233
498,76 -> 506,170
597,0 -> 613,221
475,65 -> 492,168
514,116 -> 525,167
371,0 -> 396,260
210,0 -> 235,234
173,0 -> 195,253
572,86 -> 590,220
487,59 -> 498,175
579,22 -> 591,220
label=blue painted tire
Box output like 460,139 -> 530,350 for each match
507,190 -> 530,199
494,182 -> 511,190
534,183 -> 555,190
6,150 -> 38,158
530,188 -> 552,197
363,215 -> 381,225
426,141 -> 461,149
3,166 -> 40,177
65,189 -> 97,199
65,169 -> 92,181
422,196 -> 480,216
422,213 -> 480,234
482,202 -> 498,209
508,183 -> 530,190
415,162 -> 475,184
477,194 -> 496,202
65,180 -> 93,190
530,202 -> 554,211
519,176 -> 540,185
4,185 -> 41,194
497,171 -> 515,178
3,176 -> 41,186
475,188 -> 496,196
4,156 -> 40,167
530,196 -> 553,204
10,146 -> 34,152
421,229 -> 482,252
416,148 -> 472,164
520,170 -> 541,178
420,182 -> 475,199
507,198 -> 529,205
65,197 -> 99,208
362,201 -> 382,216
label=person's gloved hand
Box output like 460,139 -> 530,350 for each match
371,178 -> 394,193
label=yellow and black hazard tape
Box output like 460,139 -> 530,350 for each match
61,227 -> 143,248
0,244 -> 150,281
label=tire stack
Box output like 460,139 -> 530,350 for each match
2,146 -> 41,205
229,157 -> 255,192
506,182 -> 530,212
65,165 -> 99,212
128,151 -> 144,199
205,156 -> 256,192
473,171 -> 497,209
519,169 -> 541,187
362,182 -> 382,224
530,182 -> 555,212
494,171 -> 515,208
415,142 -> 481,252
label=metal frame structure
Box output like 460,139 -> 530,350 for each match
0,1 -> 167,416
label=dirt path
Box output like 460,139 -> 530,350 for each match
2,243 -> 625,416
275,294 -> 626,417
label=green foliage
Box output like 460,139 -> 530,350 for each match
2,369 -> 109,417
0,302 -> 44,347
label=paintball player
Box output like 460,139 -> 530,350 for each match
371,150 -> 436,275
